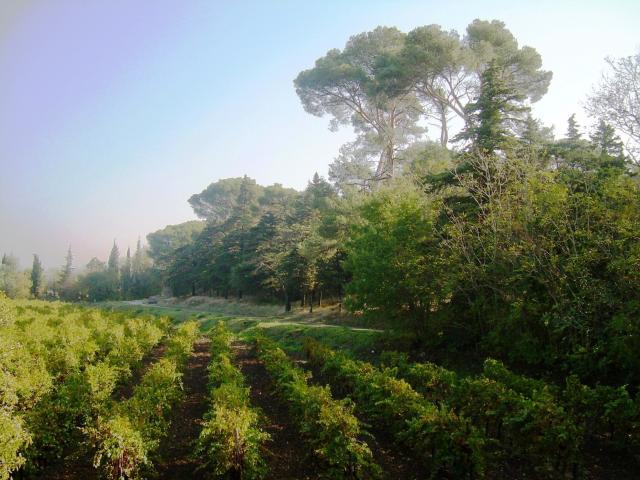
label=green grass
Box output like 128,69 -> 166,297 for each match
240,323 -> 396,361
98,298 -> 394,360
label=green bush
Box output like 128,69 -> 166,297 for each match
197,384 -> 268,480
91,414 -> 149,480
0,408 -> 30,480
563,375 -> 639,451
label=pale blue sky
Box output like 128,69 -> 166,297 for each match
1,0 -> 638,268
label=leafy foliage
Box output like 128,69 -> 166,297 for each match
89,321 -> 198,479
0,299 -> 169,478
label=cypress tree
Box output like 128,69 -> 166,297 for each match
567,113 -> 582,143
108,241 -> 120,275
590,119 -> 624,157
30,254 -> 43,298
455,60 -> 527,155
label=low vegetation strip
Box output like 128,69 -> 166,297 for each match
302,338 -> 485,479
255,337 -> 379,479
195,323 -> 269,479
0,298 -> 168,479
87,321 -> 199,479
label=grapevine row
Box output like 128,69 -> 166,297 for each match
255,337 -> 379,479
195,323 -> 269,479
303,338 -> 485,479
0,298 -> 169,479
88,321 -> 199,479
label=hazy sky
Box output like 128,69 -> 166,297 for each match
1,0 -> 638,269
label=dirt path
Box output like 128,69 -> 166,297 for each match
232,341 -> 319,480
155,337 -> 211,480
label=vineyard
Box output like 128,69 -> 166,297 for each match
1,295 -> 639,480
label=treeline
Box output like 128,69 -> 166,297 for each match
0,240 -> 160,302
147,175 -> 344,311
147,20 -> 640,388
73,240 -> 160,301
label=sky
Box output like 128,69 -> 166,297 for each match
0,0 -> 639,269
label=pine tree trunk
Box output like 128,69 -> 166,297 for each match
309,290 -> 314,313
318,291 -> 322,307
285,291 -> 291,312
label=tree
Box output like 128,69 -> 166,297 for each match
86,257 -> 106,273
393,24 -> 467,146
345,181 -> 444,331
566,114 -> 582,142
590,119 -> 624,157
328,140 -> 379,194
586,50 -> 640,163
58,246 -> 73,282
108,241 -> 120,275
30,254 -> 43,298
57,247 -> 75,300
388,19 -> 551,146
0,254 -> 30,298
188,177 -> 262,223
121,247 -> 133,298
455,60 -> 527,154
295,26 -> 423,181
133,238 -> 144,275
228,176 -> 260,299
147,221 -> 205,267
